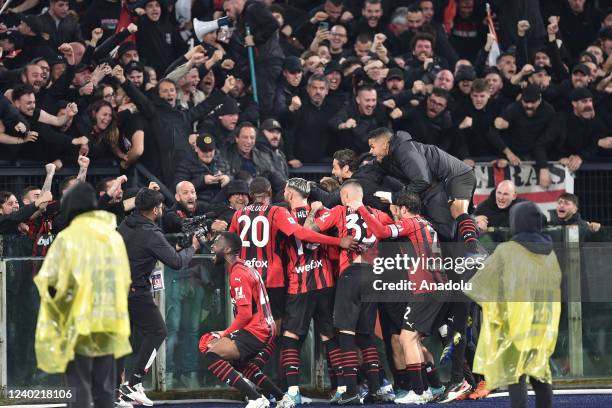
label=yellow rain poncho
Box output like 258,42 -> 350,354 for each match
466,239 -> 561,390
34,210 -> 132,373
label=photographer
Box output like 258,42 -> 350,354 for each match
117,188 -> 201,406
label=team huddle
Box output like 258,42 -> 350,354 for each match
198,128 -> 487,407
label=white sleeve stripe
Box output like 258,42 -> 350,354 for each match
389,225 -> 399,238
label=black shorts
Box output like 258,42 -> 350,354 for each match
267,287 -> 287,321
283,288 -> 335,337
229,329 -> 267,361
446,170 -> 476,201
379,302 -> 408,335
402,296 -> 445,336
333,264 -> 377,334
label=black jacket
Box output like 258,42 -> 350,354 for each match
379,131 -> 472,201
329,101 -> 390,155
174,150 -> 232,202
36,13 -> 84,49
0,204 -> 37,234
474,189 -> 527,228
120,80 -> 220,185
161,201 -> 209,233
136,13 -> 186,77
118,213 -> 195,297
544,111 -> 605,161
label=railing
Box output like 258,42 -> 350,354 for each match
1,226 -> 612,400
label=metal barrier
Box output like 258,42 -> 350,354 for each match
1,226 -> 611,399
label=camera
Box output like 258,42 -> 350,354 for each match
178,215 -> 213,248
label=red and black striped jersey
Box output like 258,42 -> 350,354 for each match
226,259 -> 275,343
229,204 -> 299,288
283,206 -> 334,294
315,205 -> 393,274
358,207 -> 443,294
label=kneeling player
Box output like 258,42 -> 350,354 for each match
201,232 -> 294,408
354,192 -> 452,403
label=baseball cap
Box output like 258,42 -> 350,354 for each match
260,118 -> 282,132
386,67 -> 404,81
283,56 -> 303,73
572,63 -> 590,76
570,87 -> 592,102
196,134 -> 216,151
18,14 -> 43,36
124,61 -> 144,75
521,85 -> 541,102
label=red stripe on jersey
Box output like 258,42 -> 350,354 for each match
229,259 -> 275,342
284,206 -> 334,294
315,205 -> 389,274
399,217 -> 441,294
229,204 -> 299,288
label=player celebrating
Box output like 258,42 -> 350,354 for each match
354,192 -> 458,403
229,177 -> 357,370
280,178 -> 343,404
305,180 -> 393,405
200,232 -> 294,408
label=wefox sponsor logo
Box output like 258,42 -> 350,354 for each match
245,258 -> 269,268
295,259 -> 323,273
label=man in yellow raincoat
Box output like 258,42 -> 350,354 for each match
466,201 -> 561,408
34,182 -> 132,408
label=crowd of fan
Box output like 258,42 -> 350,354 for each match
0,0 -> 610,197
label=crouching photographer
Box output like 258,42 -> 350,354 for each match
117,188 -> 201,406
160,180 -> 227,388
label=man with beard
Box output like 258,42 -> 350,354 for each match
227,69 -> 259,125
548,63 -> 593,112
285,74 -> 339,166
330,84 -> 389,155
274,56 -> 303,121
201,232 -> 294,408
402,32 -> 448,88
174,134 -> 232,202
489,85 -> 555,188
349,0 -> 385,40
11,84 -> 83,164
257,119 -> 289,179
161,180 -> 227,389
474,180 -> 526,231
389,88 -> 458,157
550,192 -> 602,237
294,0 -> 344,49
543,88 -> 605,172
118,188 -> 200,406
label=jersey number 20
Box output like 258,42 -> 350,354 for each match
237,215 -> 270,247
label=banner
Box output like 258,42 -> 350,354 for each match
473,162 -> 575,220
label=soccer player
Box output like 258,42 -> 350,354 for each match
280,178 -> 342,404
229,177 -> 356,369
305,180 -> 392,404
201,232 -> 294,408
354,192 -> 460,403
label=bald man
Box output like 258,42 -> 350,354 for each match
474,180 -> 526,231
162,181 -> 227,234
